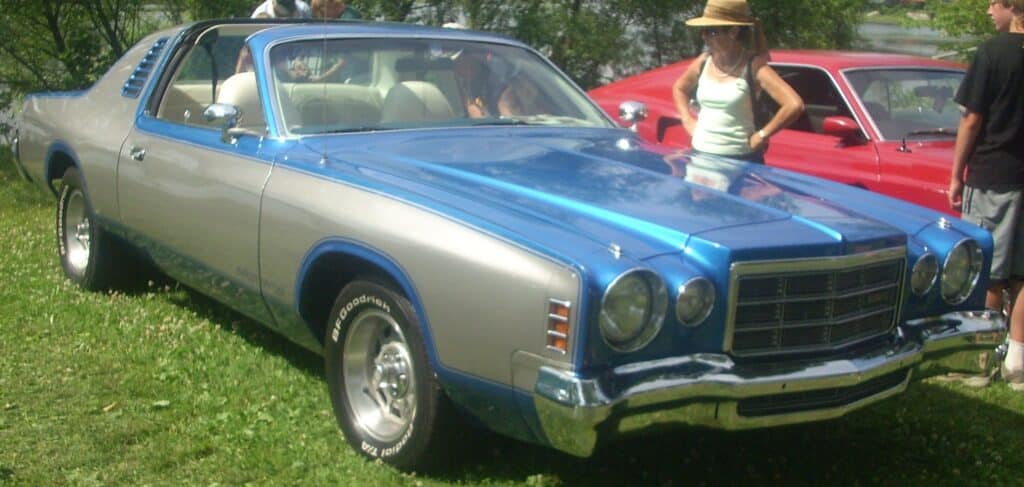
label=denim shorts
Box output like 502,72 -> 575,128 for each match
961,186 -> 1024,281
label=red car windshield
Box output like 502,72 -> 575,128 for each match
845,69 -> 964,141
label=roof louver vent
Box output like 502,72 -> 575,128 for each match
121,37 -> 168,98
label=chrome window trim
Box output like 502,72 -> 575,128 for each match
837,66 -> 965,143
768,62 -> 871,141
261,33 -> 616,139
723,246 -> 907,355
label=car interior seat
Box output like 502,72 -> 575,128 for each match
215,72 -> 266,132
380,81 -> 455,124
862,101 -> 891,122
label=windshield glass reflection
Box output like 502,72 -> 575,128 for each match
845,69 -> 964,140
266,38 -> 612,135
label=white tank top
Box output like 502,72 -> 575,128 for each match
692,57 -> 755,156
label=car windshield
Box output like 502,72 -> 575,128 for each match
845,69 -> 964,141
266,38 -> 613,135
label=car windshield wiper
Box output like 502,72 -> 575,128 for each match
314,126 -> 393,135
905,128 -> 957,138
897,128 -> 957,153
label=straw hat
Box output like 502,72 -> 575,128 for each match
685,0 -> 755,27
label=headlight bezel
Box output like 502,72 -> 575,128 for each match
598,269 -> 667,352
910,252 -> 939,296
941,239 -> 983,304
675,277 -> 715,327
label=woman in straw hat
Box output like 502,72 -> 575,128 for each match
671,0 -> 803,163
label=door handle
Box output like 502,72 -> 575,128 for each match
129,146 -> 146,161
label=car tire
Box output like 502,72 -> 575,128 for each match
324,279 -> 453,471
56,167 -> 125,291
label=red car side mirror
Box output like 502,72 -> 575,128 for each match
821,116 -> 859,139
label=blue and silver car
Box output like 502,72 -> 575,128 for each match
13,20 -> 1006,469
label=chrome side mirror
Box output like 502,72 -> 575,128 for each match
204,103 -> 242,144
618,101 -> 648,132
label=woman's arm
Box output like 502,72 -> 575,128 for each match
671,53 -> 707,136
749,54 -> 804,150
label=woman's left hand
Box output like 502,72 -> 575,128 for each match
748,131 -> 767,151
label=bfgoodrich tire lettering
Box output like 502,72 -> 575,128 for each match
324,280 -> 453,471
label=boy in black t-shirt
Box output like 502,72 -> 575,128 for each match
949,0 -> 1024,390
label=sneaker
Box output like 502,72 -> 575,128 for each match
1001,366 -> 1024,392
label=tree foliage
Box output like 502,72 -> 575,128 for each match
927,0 -> 991,58
1,0 -> 872,140
927,0 -> 990,39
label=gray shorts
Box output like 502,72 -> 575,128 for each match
962,186 -> 1024,281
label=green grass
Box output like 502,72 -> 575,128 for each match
2,149 -> 1023,486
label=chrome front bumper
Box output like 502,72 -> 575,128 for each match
533,311 -> 1006,457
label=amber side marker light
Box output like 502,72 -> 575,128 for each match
547,299 -> 572,354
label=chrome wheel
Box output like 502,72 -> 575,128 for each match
342,309 -> 417,443
63,189 -> 91,274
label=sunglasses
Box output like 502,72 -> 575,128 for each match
703,27 -> 729,37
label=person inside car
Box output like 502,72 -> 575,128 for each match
451,46 -> 547,119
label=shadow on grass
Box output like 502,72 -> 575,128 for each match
163,285 -> 324,380
430,382 -> 1023,486
141,279 -> 1024,485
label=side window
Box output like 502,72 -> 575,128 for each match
772,66 -> 852,134
155,32 -> 248,127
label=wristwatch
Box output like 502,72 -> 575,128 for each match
758,129 -> 769,139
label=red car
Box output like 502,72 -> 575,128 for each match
589,50 -> 965,215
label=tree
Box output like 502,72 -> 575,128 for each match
754,0 -> 867,50
0,0 -> 875,142
927,0 -> 989,59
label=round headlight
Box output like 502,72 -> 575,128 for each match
910,253 -> 938,296
599,270 -> 667,352
941,239 -> 983,304
676,277 -> 715,326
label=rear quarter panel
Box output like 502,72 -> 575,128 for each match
17,30 -> 177,220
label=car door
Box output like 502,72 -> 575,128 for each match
765,65 -> 881,188
117,27 -> 275,324
841,68 -> 964,215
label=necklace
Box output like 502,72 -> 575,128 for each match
711,50 -> 745,78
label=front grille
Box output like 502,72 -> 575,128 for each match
728,248 -> 905,357
737,369 -> 909,417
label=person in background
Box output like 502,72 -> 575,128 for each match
251,0 -> 311,19
948,0 -> 1024,390
234,13 -> 271,74
671,0 -> 802,164
300,0 -> 363,82
312,0 -> 362,20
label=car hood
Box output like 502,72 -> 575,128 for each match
298,128 -> 926,260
